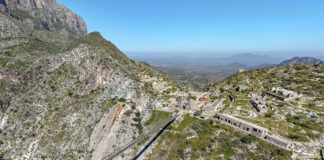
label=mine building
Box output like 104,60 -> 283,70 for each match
264,135 -> 292,149
176,96 -> 190,109
250,100 -> 268,113
263,91 -> 285,101
217,114 -> 293,150
217,114 -> 268,137
271,87 -> 303,101
236,85 -> 250,92
250,93 -> 268,113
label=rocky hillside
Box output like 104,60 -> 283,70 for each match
279,57 -> 323,66
143,64 -> 323,160
206,64 -> 324,158
0,4 -> 189,159
1,1 -> 323,160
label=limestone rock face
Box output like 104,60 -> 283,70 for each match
2,0 -> 87,37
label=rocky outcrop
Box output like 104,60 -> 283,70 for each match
1,0 -> 87,37
279,57 -> 323,66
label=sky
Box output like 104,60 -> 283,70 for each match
58,0 -> 324,58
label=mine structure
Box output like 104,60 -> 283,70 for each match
216,114 -> 292,149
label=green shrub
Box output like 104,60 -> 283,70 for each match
50,84 -> 56,91
286,115 -> 310,129
272,149 -> 290,157
189,95 -> 197,100
124,110 -> 132,116
144,82 -> 155,95
193,110 -> 202,117
265,111 -> 273,118
135,111 -> 141,117
67,90 -> 73,97
119,97 -> 127,102
134,123 -> 143,133
288,133 -> 301,140
133,117 -> 141,122
240,134 -> 256,144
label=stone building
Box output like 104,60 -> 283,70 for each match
250,93 -> 268,113
264,135 -> 292,149
271,87 -> 303,101
217,114 -> 268,137
250,100 -> 268,113
176,96 -> 190,110
236,85 -> 250,92
217,114 -> 293,150
239,68 -> 245,73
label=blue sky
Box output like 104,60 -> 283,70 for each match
58,0 -> 324,58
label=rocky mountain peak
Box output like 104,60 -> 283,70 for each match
279,56 -> 323,66
1,0 -> 87,37
3,0 -> 55,10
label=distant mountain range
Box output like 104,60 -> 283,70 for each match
132,53 -> 324,68
132,53 -> 284,67
226,53 -> 284,66
279,57 -> 323,66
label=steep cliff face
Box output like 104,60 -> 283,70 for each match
1,0 -> 87,37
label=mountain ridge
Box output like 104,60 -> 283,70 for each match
279,56 -> 323,66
